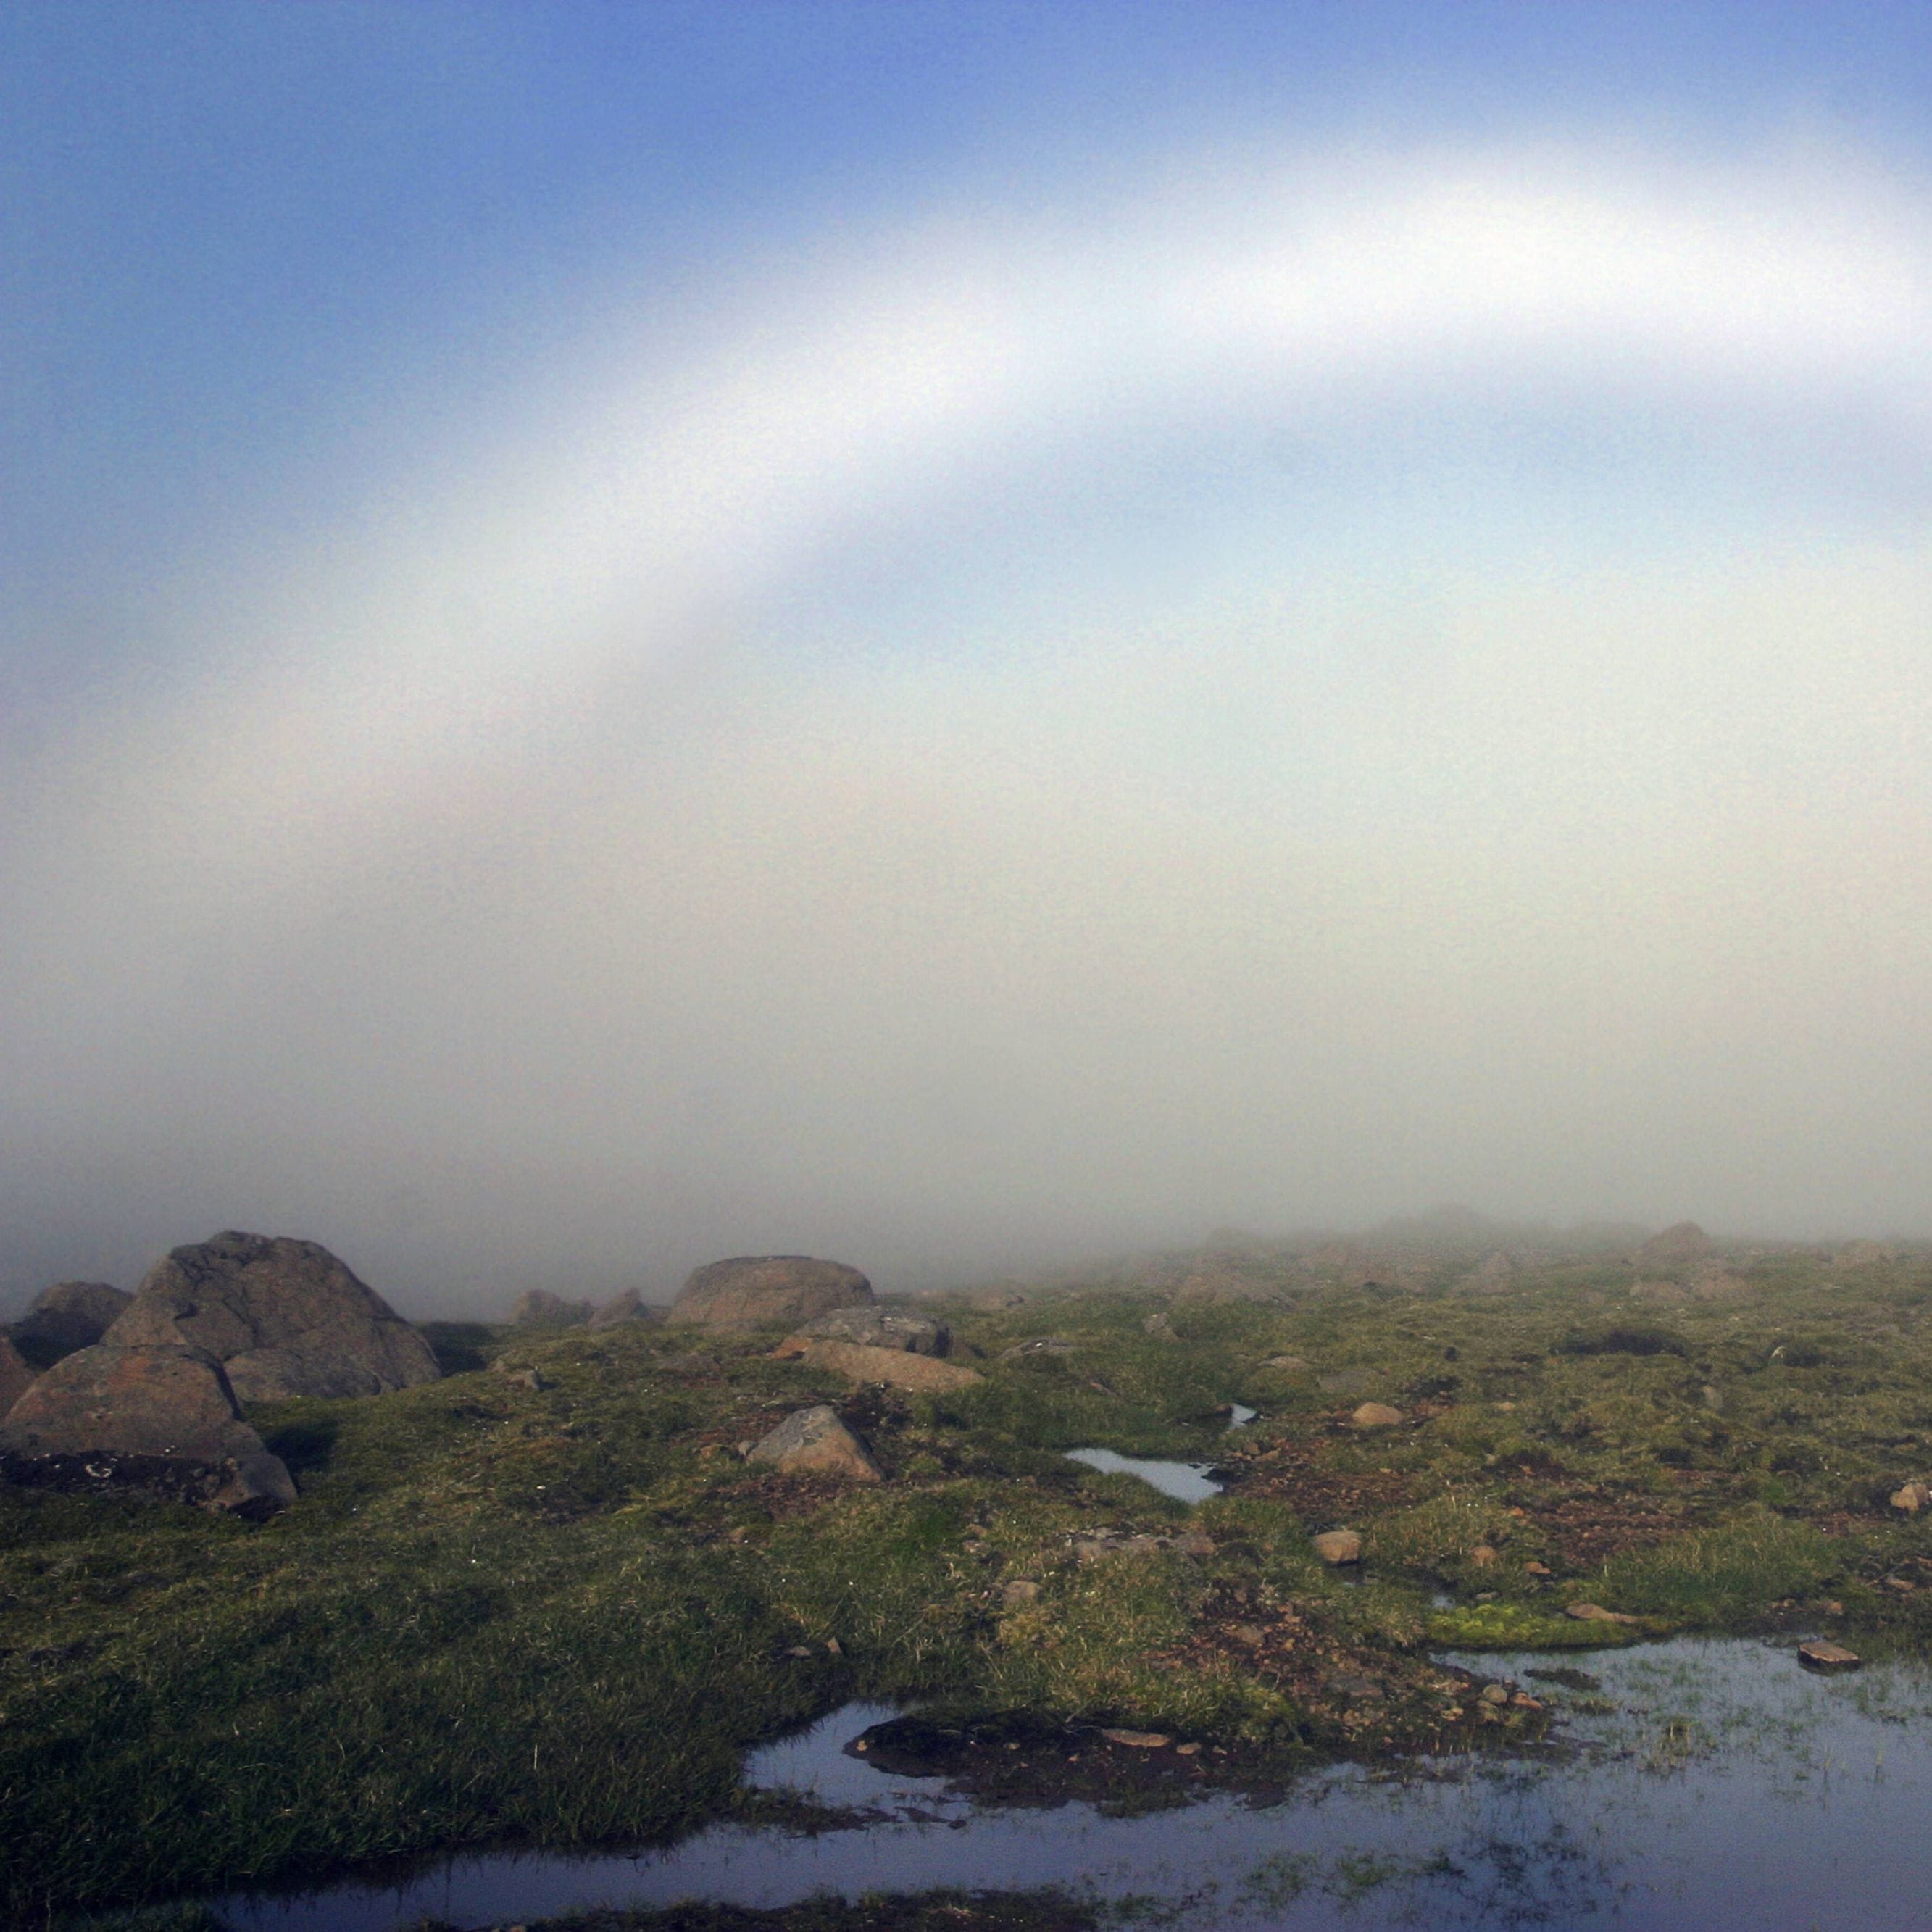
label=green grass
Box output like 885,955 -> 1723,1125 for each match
9,1254 -> 1932,1920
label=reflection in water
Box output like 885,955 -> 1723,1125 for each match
1063,1445 -> 1223,1502
213,1639 -> 1932,1931
1062,1402 -> 1255,1504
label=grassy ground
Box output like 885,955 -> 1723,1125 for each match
9,1251 -> 1932,1924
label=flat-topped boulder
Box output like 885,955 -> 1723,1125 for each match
778,1339 -> 982,1394
10,1281 -> 133,1364
671,1256 -> 872,1330
779,1307 -> 947,1355
0,1336 -> 36,1417
107,1231 -> 439,1403
0,1342 -> 295,1515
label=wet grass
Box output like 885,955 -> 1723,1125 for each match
10,1253 -> 1932,1922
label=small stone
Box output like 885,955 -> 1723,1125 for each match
785,1644 -> 813,1658
1231,1623 -> 1266,1647
1796,1641 -> 1861,1673
1470,1544 -> 1499,1568
824,1638 -> 842,1655
1523,1560 -> 1553,1576
1510,1692 -> 1543,1710
1174,1741 -> 1200,1755
1002,1578 -> 1041,1606
1565,1602 -> 1640,1625
1099,1728 -> 1171,1748
1312,1529 -> 1363,1565
1349,1402 -> 1404,1429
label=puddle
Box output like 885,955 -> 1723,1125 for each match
209,1636 -> 1932,1931
1063,1446 -> 1223,1502
1062,1404 -> 1254,1504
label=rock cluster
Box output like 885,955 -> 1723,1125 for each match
673,1256 -> 872,1329
1,1231 -> 438,1515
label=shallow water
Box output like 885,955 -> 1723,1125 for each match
1062,1402 -> 1257,1504
1062,1445 -> 1224,1502
216,1636 -> 1932,1931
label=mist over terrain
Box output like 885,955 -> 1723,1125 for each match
6,7 -> 1932,1315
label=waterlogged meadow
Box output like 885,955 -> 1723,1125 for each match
12,1244 -> 1932,1926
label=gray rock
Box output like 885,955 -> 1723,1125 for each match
673,1257 -> 873,1330
744,1404 -> 881,1481
0,1342 -> 295,1515
12,1281 -> 133,1362
107,1231 -> 439,1402
791,1307 -> 947,1354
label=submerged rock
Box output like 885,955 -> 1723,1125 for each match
0,1336 -> 36,1417
0,1342 -> 296,1515
746,1404 -> 882,1481
673,1257 -> 873,1329
108,1232 -> 440,1402
1796,1640 -> 1861,1673
10,1281 -> 133,1363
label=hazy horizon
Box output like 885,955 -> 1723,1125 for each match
7,4 -> 1932,1315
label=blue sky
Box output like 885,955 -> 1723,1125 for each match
6,4 -> 1932,1306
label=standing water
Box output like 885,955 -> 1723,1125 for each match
214,1638 -> 1932,1930
1062,1402 -> 1257,1504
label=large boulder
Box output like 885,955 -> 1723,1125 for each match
1636,1221 -> 1712,1268
10,1281 -> 133,1365
509,1289 -> 596,1329
0,1336 -> 36,1417
107,1231 -> 440,1403
672,1256 -> 872,1330
0,1343 -> 296,1515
